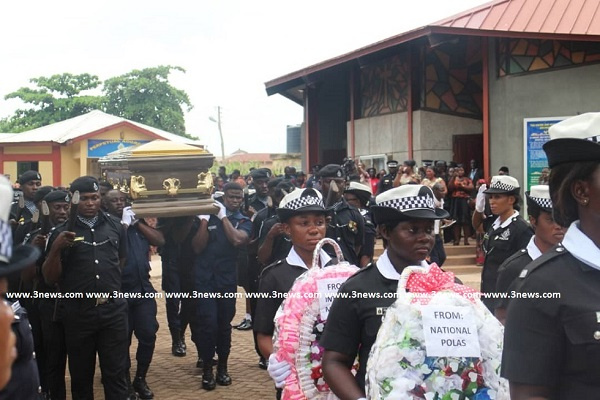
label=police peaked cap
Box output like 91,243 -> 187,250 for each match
525,185 -> 552,213
345,181 -> 372,206
44,190 -> 71,204
250,168 -> 272,181
18,170 -> 42,185
277,188 -> 327,222
33,186 -> 55,203
69,176 -> 100,193
317,164 -> 345,179
483,175 -> 520,195
371,185 -> 449,224
386,160 -> 399,168
544,112 -> 600,167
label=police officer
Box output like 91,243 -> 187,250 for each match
27,190 -> 70,400
494,185 -> 565,324
321,185 -> 450,398
105,189 -> 163,400
191,182 -> 252,390
234,168 -> 272,331
255,187 -> 332,399
9,170 -> 42,227
0,175 -> 42,400
42,176 -> 129,399
318,164 -> 365,266
375,160 -> 399,194
343,181 -> 376,268
13,185 -> 54,246
502,112 -> 600,398
478,175 -> 533,312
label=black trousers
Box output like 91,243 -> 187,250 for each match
62,299 -> 128,400
191,285 -> 236,363
126,297 -> 159,371
39,299 -> 67,400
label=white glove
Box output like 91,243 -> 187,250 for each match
214,201 -> 227,220
267,353 -> 291,389
121,206 -> 136,226
198,215 -> 210,222
475,184 -> 487,213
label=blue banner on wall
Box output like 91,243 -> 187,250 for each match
523,117 -> 567,191
88,139 -> 151,158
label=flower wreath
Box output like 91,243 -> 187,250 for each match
273,238 -> 359,400
366,265 -> 509,400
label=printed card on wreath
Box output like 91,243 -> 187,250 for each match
366,265 -> 509,400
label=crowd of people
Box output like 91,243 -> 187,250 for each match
0,112 -> 598,399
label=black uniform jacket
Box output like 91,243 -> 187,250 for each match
502,246 -> 600,398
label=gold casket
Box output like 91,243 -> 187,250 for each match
99,140 -> 217,218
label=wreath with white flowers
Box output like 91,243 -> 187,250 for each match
273,238 -> 359,400
366,265 -> 509,400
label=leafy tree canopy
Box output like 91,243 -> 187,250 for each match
0,73 -> 103,132
103,65 -> 192,137
0,66 -> 193,137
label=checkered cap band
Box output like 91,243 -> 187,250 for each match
587,135 -> 600,143
0,219 -> 13,263
530,196 -> 552,209
283,195 -> 324,211
490,181 -> 517,192
377,194 -> 435,212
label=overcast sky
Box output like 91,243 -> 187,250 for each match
1,0 -> 489,156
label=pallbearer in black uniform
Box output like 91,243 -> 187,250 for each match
43,176 -> 129,400
13,185 -> 53,246
317,164 -> 365,267
494,185 -> 565,324
254,187 -> 331,399
478,175 -> 533,312
320,185 -> 450,399
0,175 -> 42,400
104,189 -> 164,400
503,112 -> 600,398
191,182 -> 252,391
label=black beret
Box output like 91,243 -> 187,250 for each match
18,170 -> 42,185
250,168 -> 272,181
267,177 -> 285,189
33,186 -> 54,203
70,176 -> 99,194
317,164 -> 345,179
44,190 -> 70,204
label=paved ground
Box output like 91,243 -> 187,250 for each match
72,246 -> 481,400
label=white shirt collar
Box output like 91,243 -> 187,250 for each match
375,249 -> 429,280
286,247 -> 332,270
562,220 -> 600,271
492,210 -> 520,230
525,235 -> 543,261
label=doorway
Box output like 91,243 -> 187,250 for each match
453,134 -> 483,169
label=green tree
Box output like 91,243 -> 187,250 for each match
0,73 -> 103,132
103,65 -> 193,137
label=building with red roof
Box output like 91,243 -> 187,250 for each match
266,0 -> 600,189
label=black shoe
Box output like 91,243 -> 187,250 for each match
126,376 -> 139,400
216,366 -> 232,386
202,365 -> 216,391
235,318 -> 252,330
133,376 -> 154,399
196,358 -> 218,368
171,330 -> 186,357
258,357 -> 268,370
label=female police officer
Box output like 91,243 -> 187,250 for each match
320,184 -> 449,399
477,175 -> 532,311
502,112 -> 600,398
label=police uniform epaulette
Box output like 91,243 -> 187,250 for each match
501,247 -> 530,267
259,259 -> 283,280
345,261 -> 375,280
516,244 -> 567,280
